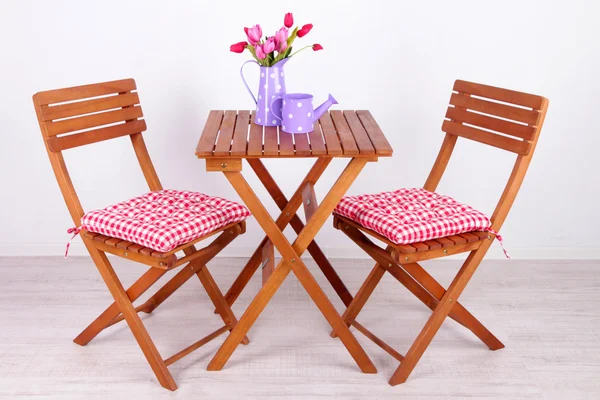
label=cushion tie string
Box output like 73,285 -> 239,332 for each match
65,227 -> 83,258
485,228 -> 510,259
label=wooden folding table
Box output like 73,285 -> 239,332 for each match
195,109 -> 392,371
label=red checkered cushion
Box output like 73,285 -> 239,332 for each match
75,190 -> 250,253
334,188 -> 491,245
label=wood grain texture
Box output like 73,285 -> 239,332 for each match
329,110 -> 359,155
449,93 -> 539,126
278,128 -> 294,156
195,110 -> 224,157
231,110 -> 250,156
214,111 -> 238,156
263,126 -> 278,156
35,78 -> 136,104
247,110 -> 264,156
47,120 -> 147,152
307,122 -> 327,155
442,120 -> 531,154
46,106 -> 143,136
2,257 -> 598,399
454,79 -> 544,109
445,106 -> 536,140
41,92 -> 140,121
195,110 -> 393,158
341,111 -> 375,155
294,132 -> 311,156
319,112 -> 343,155
356,110 -> 393,156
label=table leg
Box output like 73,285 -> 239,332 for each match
223,157 -> 353,307
207,158 -> 376,373
249,159 -> 354,306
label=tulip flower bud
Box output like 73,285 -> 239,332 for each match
284,13 -> 294,28
297,24 -> 313,38
230,41 -> 248,53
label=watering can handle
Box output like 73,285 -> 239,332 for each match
270,95 -> 284,123
240,60 -> 259,104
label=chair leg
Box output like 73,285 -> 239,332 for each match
73,267 -> 167,346
331,261 -> 386,338
141,261 -> 202,312
208,264 -> 292,371
195,266 -> 250,345
85,243 -> 177,391
389,245 -> 489,386
401,262 -> 504,350
141,228 -> 242,313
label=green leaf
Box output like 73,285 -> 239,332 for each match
287,27 -> 298,47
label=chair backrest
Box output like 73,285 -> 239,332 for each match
423,79 -> 549,231
33,78 -> 163,225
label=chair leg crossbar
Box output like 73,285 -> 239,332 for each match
75,224 -> 248,391
332,219 -> 505,385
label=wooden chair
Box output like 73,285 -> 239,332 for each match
32,78 -> 250,391
331,80 -> 549,385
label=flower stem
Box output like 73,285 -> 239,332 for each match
287,45 -> 312,58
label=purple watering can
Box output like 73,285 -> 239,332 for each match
240,58 -> 289,126
270,93 -> 338,133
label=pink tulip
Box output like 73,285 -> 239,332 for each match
245,24 -> 262,46
262,37 -> 276,54
230,41 -> 248,53
297,24 -> 313,38
274,27 -> 289,52
312,43 -> 323,51
284,13 -> 294,28
255,44 -> 266,60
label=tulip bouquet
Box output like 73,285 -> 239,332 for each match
230,13 -> 323,67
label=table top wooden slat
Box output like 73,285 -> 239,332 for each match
213,111 -> 237,156
247,110 -> 264,156
342,110 -> 375,155
263,126 -> 279,156
196,110 -> 392,159
231,110 -> 250,156
195,110 -> 224,157
279,129 -> 295,156
294,133 -> 311,156
308,122 -> 327,155
330,110 -> 359,155
356,110 -> 393,156
318,112 -> 343,156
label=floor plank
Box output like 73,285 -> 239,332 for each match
0,256 -> 599,399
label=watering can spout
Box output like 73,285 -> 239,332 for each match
313,94 -> 338,121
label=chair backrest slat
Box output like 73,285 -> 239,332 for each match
445,106 -> 536,141
441,120 -> 531,154
449,93 -> 539,126
34,79 -> 146,151
425,79 -> 549,231
453,79 -> 543,110
41,92 -> 140,122
46,105 -> 144,136
35,78 -> 136,105
47,119 -> 147,152
33,78 -> 163,225
442,80 -> 545,155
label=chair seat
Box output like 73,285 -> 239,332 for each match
334,188 -> 492,248
77,190 -> 251,253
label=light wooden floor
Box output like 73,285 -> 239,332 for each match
0,256 -> 599,399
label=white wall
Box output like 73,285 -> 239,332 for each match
1,0 -> 599,258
